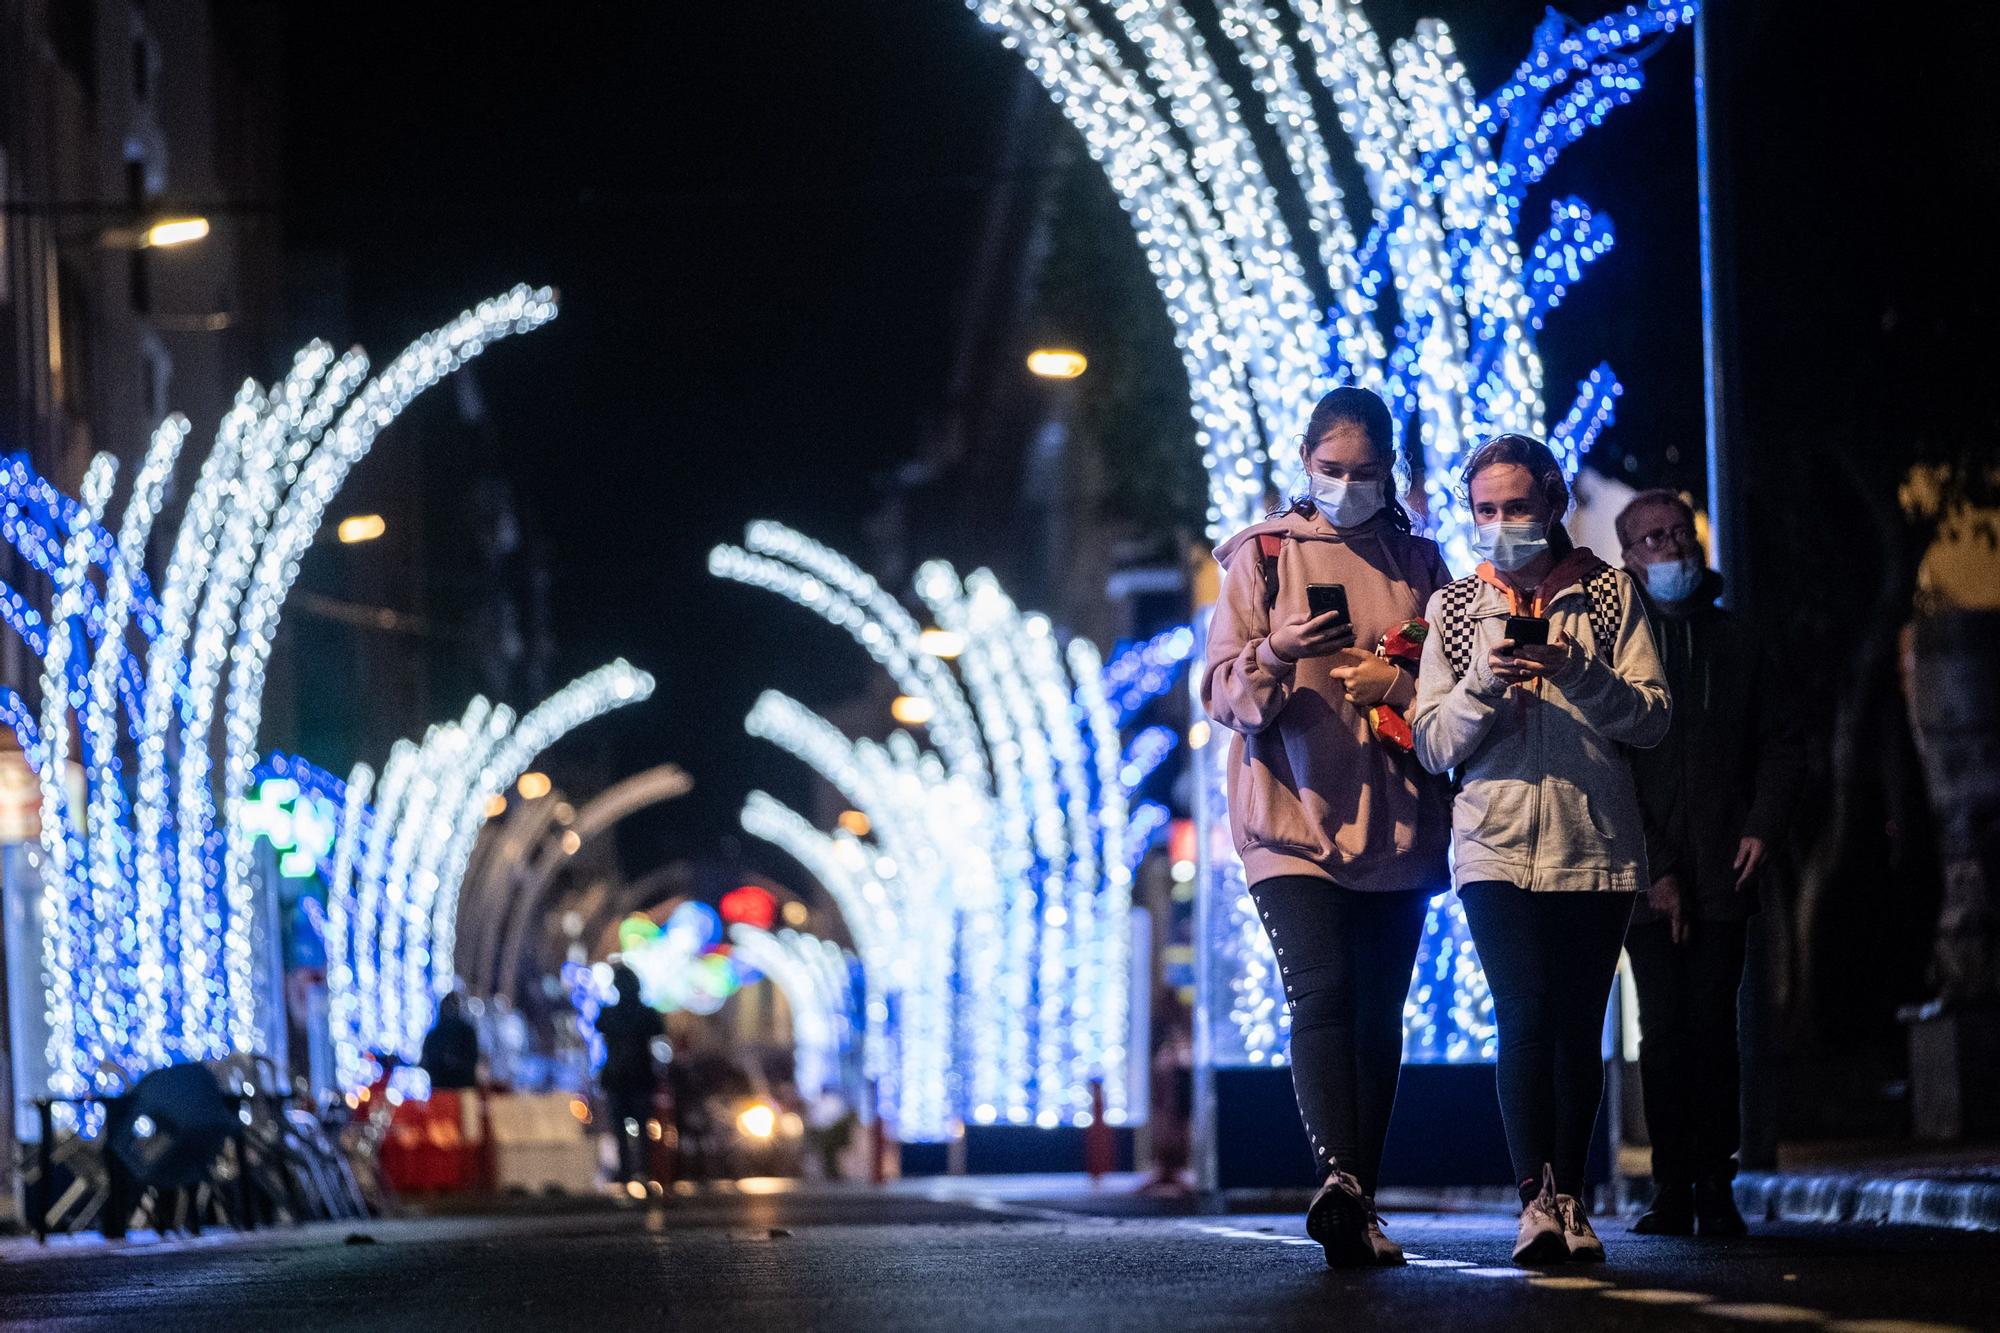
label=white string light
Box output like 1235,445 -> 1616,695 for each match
717,522 -> 1138,1139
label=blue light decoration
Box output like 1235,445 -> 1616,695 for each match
956,1 -> 1696,1066
1103,625 -> 1197,722
0,289 -> 559,1119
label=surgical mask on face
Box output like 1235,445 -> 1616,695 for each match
1473,521 -> 1550,572
1308,474 -> 1385,529
1644,556 -> 1703,604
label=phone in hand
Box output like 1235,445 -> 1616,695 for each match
1306,583 -> 1350,627
1504,614 -> 1550,648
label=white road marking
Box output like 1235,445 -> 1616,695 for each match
1406,1259 -> 1471,1269
1459,1266 -> 1537,1278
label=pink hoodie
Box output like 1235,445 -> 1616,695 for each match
1202,507 -> 1455,892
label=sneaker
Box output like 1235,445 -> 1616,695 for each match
1555,1193 -> 1606,1262
1361,1200 -> 1406,1266
1512,1165 -> 1567,1266
1632,1183 -> 1695,1235
1695,1176 -> 1748,1237
1305,1165 -> 1374,1268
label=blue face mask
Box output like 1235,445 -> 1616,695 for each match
1308,475 -> 1384,529
1473,521 -> 1549,572
1644,556 -> 1703,604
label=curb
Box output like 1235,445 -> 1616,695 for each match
1735,1171 -> 2000,1234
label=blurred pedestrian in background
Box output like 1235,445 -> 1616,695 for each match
596,963 -> 665,1185
420,992 -> 481,1090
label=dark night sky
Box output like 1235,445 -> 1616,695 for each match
272,2 -> 1987,880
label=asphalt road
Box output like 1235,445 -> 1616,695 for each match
2,1186 -> 1994,1331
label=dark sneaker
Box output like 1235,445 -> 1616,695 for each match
1695,1176 -> 1748,1237
1632,1183 -> 1695,1235
1306,1166 -> 1374,1268
1555,1193 -> 1606,1262
1512,1165 -> 1567,1266
1362,1200 -> 1406,1266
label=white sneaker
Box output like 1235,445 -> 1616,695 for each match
1512,1165 -> 1567,1266
1556,1193 -> 1605,1263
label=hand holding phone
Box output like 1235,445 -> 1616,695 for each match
1489,616 -> 1574,686
1270,584 -> 1357,662
1306,583 -> 1350,627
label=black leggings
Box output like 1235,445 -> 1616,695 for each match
1458,881 -> 1634,1200
1247,876 -> 1429,1196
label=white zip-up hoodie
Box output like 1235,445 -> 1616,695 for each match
1409,548 -> 1670,893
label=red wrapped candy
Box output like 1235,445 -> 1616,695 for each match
1366,618 -> 1429,753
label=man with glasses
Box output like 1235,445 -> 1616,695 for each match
1616,489 -> 1802,1237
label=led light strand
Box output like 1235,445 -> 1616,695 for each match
222,288 -> 558,1051
35,455 -> 116,1103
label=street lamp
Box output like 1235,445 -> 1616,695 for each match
142,217 -> 209,248
336,514 -> 386,544
1026,348 -> 1088,380
889,695 -> 935,726
92,215 -> 211,251
918,628 -> 965,659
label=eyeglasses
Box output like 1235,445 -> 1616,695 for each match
1632,524 -> 1697,553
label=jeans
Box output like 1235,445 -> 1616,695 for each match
1247,875 -> 1429,1195
1459,881 -> 1634,1200
1624,918 -> 1748,1187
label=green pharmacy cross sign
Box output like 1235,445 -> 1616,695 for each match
242,777 -> 338,880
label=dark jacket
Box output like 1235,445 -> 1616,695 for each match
420,998 -> 480,1090
1630,570 -> 1803,921
596,982 -> 664,1099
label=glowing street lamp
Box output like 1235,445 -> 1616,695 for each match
1026,348 -> 1087,380
516,771 -> 552,800
336,514 -> 386,544
889,695 -> 935,726
918,628 -> 966,659
143,216 -> 210,248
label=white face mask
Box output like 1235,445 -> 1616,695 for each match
1644,556 -> 1703,604
1473,521 -> 1550,572
1308,474 -> 1385,529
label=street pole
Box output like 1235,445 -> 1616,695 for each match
1697,0 -> 1779,1172
1696,1 -> 1743,609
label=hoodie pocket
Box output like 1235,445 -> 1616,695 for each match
1235,733 -> 1332,857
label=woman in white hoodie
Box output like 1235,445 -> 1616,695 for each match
1409,434 -> 1669,1267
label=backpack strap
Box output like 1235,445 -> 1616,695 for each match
1256,533 -> 1282,612
1583,564 -> 1624,654
1436,575 -> 1484,679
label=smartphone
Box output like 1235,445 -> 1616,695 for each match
1306,583 -> 1350,626
1504,614 -> 1550,648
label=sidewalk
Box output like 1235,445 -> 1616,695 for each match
1732,1140 -> 2000,1235
904,1145 -> 2000,1235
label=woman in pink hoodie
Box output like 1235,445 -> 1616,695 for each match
1202,387 -> 1455,1267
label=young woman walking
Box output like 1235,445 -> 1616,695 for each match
1203,387 -> 1455,1267
1409,434 -> 1670,1265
